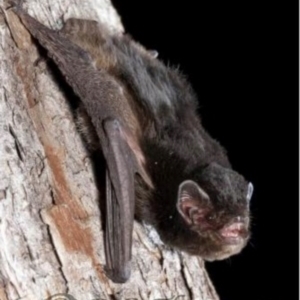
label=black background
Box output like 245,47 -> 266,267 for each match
111,1 -> 298,300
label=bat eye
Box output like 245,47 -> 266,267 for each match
207,214 -> 216,221
246,182 -> 254,202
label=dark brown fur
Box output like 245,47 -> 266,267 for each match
59,18 -> 253,261
12,4 -> 253,281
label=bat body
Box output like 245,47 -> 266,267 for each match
12,4 -> 253,283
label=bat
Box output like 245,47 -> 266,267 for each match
10,2 -> 254,283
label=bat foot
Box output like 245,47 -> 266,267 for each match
33,56 -> 48,68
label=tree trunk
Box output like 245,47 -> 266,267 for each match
0,0 -> 219,299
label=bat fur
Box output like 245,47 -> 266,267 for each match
10,4 -> 254,283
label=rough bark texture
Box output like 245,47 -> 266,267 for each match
0,0 -> 219,299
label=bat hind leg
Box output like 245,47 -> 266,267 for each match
75,105 -> 100,152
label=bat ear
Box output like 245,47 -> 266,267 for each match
177,180 -> 211,225
246,182 -> 254,203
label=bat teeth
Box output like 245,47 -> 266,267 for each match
220,222 -> 248,242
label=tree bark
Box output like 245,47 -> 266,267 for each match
0,0 -> 219,299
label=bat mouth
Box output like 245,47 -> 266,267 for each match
219,222 -> 249,245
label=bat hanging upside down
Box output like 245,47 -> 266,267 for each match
10,2 -> 254,283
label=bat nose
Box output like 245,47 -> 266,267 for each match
233,216 -> 250,227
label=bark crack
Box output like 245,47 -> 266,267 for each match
8,125 -> 24,162
19,226 -> 34,261
179,257 -> 193,300
0,189 -> 7,201
136,258 -> 147,283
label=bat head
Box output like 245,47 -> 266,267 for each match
177,163 -> 253,260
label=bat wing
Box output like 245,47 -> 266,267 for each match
103,119 -> 135,283
12,6 -> 145,283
